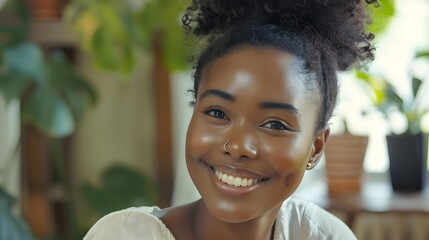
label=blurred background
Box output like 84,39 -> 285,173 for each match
0,0 -> 428,239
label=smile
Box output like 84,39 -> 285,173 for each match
214,169 -> 262,187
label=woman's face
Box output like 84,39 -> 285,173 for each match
186,45 -> 328,223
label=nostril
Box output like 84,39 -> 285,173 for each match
226,142 -> 258,159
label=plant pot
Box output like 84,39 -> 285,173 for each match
26,0 -> 63,19
386,133 -> 428,192
324,134 -> 368,195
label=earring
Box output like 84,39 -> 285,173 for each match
306,162 -> 312,170
223,141 -> 229,153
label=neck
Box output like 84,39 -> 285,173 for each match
191,199 -> 279,240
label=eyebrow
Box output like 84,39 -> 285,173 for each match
199,89 -> 235,101
260,102 -> 301,116
199,89 -> 300,116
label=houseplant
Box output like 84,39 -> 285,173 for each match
356,50 -> 429,191
323,0 -> 395,195
63,0 -> 189,75
0,0 -> 97,238
80,165 -> 158,221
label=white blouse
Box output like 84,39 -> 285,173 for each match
84,198 -> 356,240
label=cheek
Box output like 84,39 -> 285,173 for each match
186,115 -> 223,159
262,134 -> 313,173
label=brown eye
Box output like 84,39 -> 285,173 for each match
204,108 -> 229,120
261,120 -> 291,131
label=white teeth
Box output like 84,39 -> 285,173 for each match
233,177 -> 242,187
241,178 -> 248,187
214,169 -> 262,187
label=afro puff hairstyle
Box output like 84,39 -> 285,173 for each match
182,0 -> 376,131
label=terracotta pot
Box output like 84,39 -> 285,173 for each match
26,0 -> 63,19
324,134 -> 368,195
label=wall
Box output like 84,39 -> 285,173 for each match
0,97 -> 20,198
170,72 -> 200,206
73,52 -> 156,195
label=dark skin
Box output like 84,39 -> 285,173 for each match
160,45 -> 329,240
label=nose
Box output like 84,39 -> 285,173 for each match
224,125 -> 258,159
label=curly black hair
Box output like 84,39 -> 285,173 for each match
182,0 -> 376,132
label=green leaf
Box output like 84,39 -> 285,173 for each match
2,42 -> 45,82
0,188 -> 33,240
81,165 -> 158,217
0,72 -> 31,103
366,0 -> 395,35
21,85 -> 75,138
412,77 -> 423,99
81,184 -> 112,216
162,22 -> 188,71
91,25 -> 135,73
355,70 -> 371,82
46,51 -> 97,121
415,51 -> 429,59
0,0 -> 30,47
385,83 -> 403,110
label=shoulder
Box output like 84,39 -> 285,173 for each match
84,206 -> 175,240
277,198 -> 356,240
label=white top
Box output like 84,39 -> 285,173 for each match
84,198 -> 356,240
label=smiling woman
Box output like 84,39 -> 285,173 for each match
84,0 -> 376,239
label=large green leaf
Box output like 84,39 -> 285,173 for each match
81,165 -> 158,217
2,42 -> 45,82
0,188 -> 33,240
160,0 -> 189,71
0,72 -> 30,103
19,51 -> 97,138
65,0 -> 190,75
0,43 -> 45,103
366,0 -> 395,35
21,84 -> 76,137
46,51 -> 97,121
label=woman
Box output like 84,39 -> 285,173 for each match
85,0 -> 375,239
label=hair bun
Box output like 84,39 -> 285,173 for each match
184,0 -> 375,70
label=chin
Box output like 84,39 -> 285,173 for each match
206,202 -> 257,223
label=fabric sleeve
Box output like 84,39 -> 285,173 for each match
83,207 -> 174,240
304,202 -> 357,240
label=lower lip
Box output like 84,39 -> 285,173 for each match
207,165 -> 264,197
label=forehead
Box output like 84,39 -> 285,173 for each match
198,45 -> 318,103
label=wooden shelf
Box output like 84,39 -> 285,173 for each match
29,19 -> 76,46
295,172 -> 429,225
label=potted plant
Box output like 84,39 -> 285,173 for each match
0,0 -> 97,238
323,0 -> 396,195
356,50 -> 429,192
324,96 -> 371,195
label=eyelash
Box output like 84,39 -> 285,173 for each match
261,118 -> 292,131
203,107 -> 230,120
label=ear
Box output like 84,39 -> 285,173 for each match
307,127 -> 330,170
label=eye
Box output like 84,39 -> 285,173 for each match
261,119 -> 292,131
204,108 -> 230,120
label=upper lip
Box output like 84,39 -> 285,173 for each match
205,161 -> 271,180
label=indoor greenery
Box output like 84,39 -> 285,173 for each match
0,1 -> 97,137
81,165 -> 158,218
64,0 -> 190,75
0,0 -> 96,239
0,189 -> 33,240
356,50 -> 429,135
336,0 -> 395,134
